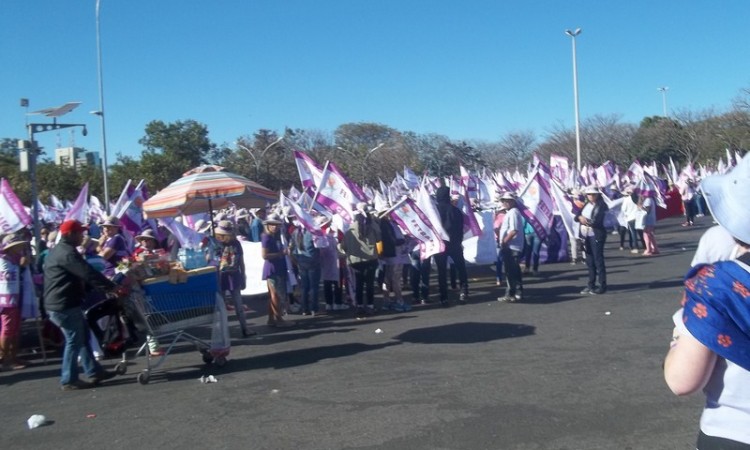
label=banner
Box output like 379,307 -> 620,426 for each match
517,164 -> 554,241
64,182 -> 89,224
0,179 -> 33,234
385,197 -> 445,260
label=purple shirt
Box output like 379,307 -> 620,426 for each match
261,232 -> 287,280
102,234 -> 129,277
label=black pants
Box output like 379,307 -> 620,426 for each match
351,260 -> 378,307
697,430 -> 750,449
323,280 -> 342,306
409,255 -> 431,302
584,235 -> 607,290
684,198 -> 697,224
434,243 -> 468,302
501,247 -> 523,297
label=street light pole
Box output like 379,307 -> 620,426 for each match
95,0 -> 110,212
336,143 -> 384,185
238,135 -> 284,180
657,86 -> 669,117
23,120 -> 88,251
565,28 -> 583,172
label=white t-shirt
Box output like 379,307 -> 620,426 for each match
498,208 -> 524,252
579,203 -> 595,237
691,225 -> 739,267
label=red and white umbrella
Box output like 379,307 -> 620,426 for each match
142,165 -> 276,218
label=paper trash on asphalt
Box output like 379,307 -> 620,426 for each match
27,415 -> 48,429
375,328 -> 383,334
199,375 -> 218,384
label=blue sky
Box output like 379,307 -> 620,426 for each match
2,1 -> 749,161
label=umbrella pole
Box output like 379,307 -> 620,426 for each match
208,198 -> 215,236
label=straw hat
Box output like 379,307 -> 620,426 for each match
701,155 -> 750,244
263,214 -> 283,225
1,234 -> 29,252
214,220 -> 235,235
583,186 -> 601,195
135,229 -> 157,241
100,215 -> 121,228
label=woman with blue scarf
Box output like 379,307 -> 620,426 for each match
664,156 -> 750,449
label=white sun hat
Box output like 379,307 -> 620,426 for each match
701,154 -> 750,244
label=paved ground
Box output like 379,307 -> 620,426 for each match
2,216 -> 709,450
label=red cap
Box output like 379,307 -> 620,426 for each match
59,220 -> 88,235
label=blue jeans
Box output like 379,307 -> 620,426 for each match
299,266 -> 321,313
48,307 -> 104,385
523,233 -> 543,272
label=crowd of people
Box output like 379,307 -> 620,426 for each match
4,160 -> 750,449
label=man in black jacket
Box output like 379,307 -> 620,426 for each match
44,219 -> 119,390
434,186 -> 469,305
575,187 -> 610,295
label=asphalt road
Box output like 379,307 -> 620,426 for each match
2,216 -> 708,450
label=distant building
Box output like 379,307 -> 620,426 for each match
54,147 -> 100,169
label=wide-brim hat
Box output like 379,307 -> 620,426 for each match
214,220 -> 235,235
100,215 -> 121,228
583,186 -> 601,195
701,155 -> 750,244
263,214 -> 283,225
1,234 -> 29,252
314,215 -> 332,227
135,229 -> 157,241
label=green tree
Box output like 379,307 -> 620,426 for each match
137,120 -> 216,190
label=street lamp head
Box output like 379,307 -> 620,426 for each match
565,28 -> 582,37
82,126 -> 88,137
90,110 -> 103,116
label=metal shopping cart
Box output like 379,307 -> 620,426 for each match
114,266 -> 228,384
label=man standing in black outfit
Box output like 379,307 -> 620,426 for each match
433,186 -> 469,305
575,186 -> 609,295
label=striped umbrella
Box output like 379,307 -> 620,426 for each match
142,165 -> 276,218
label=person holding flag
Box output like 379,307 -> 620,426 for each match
576,186 -> 610,295
343,203 -> 381,317
434,186 -> 469,305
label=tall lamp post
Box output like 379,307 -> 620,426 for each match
657,86 -> 669,117
237,135 -> 285,180
336,143 -> 384,185
565,28 -> 583,172
20,102 -> 87,251
94,0 -> 110,212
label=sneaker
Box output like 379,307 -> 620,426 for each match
272,320 -> 295,328
61,380 -> 94,391
580,287 -> 593,295
514,293 -> 523,302
591,287 -> 607,295
459,292 -> 467,303
392,302 -> 407,312
89,370 -> 116,384
497,296 -> 515,303
630,249 -> 639,254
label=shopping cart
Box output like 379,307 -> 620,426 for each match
114,266 -> 228,384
